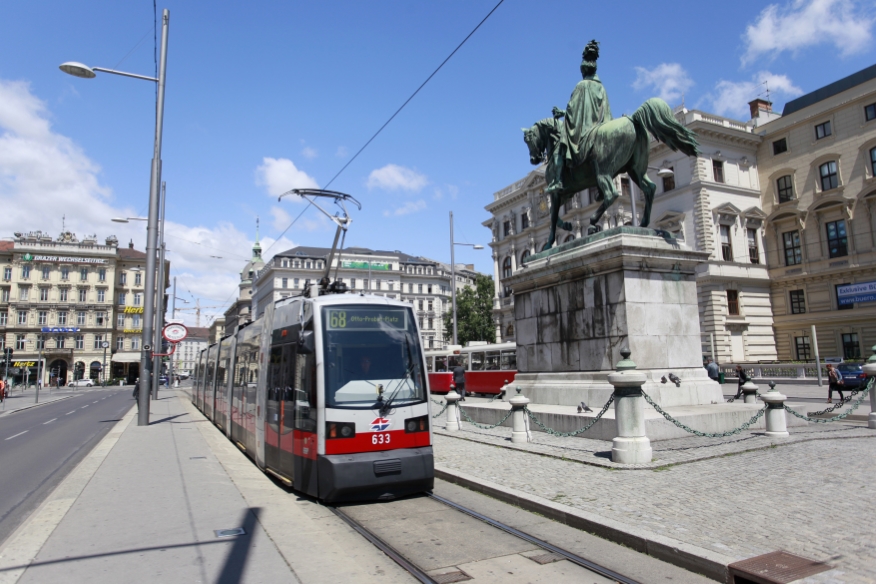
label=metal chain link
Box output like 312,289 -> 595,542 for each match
785,380 -> 872,424
643,390 -> 767,437
523,395 -> 614,437
806,386 -> 865,416
458,405 -> 513,430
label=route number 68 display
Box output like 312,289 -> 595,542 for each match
371,433 -> 391,445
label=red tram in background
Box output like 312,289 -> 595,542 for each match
424,342 -> 517,395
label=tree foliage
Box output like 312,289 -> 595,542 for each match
442,274 -> 495,347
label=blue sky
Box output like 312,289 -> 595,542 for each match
1,0 -> 874,325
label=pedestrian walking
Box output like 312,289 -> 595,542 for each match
826,363 -> 844,403
705,358 -> 720,382
451,359 -> 466,401
0,379 -> 6,403
733,364 -> 750,399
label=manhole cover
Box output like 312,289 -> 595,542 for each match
528,551 -> 566,565
431,570 -> 472,584
214,528 -> 246,538
729,550 -> 831,584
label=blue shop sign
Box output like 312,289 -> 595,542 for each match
41,327 -> 81,333
837,281 -> 876,305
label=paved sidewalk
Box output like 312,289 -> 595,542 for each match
430,398 -> 876,582
0,390 -> 414,584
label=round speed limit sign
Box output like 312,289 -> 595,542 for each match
162,323 -> 189,343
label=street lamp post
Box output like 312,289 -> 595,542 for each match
151,182 -> 167,401
66,8 -> 170,425
448,211 -> 484,346
169,277 -> 188,387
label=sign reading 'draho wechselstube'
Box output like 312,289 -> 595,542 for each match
41,327 -> 80,333
837,281 -> 876,305
24,255 -> 107,264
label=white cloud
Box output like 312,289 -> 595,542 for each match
432,184 -> 460,200
269,204 -> 330,233
632,63 -> 694,103
335,146 -> 348,158
742,0 -> 875,64
301,146 -> 317,160
367,164 -> 428,192
703,71 -> 803,118
383,200 -> 426,217
255,157 -> 319,197
269,205 -> 292,232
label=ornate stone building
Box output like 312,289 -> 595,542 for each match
223,223 -> 264,333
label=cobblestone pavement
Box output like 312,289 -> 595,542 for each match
431,399 -> 876,582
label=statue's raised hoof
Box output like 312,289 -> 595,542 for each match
587,225 -> 602,235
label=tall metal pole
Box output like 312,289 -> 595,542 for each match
811,324 -> 823,387
169,276 -> 176,386
138,8 -> 169,425
36,336 -> 43,402
152,182 -> 167,401
450,211 -> 458,346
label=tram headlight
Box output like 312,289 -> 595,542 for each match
327,421 -> 356,439
404,415 -> 429,433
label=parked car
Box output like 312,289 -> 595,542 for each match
837,363 -> 867,389
68,379 -> 95,387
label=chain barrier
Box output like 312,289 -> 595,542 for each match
785,380 -> 872,423
523,395 -> 614,437
431,400 -> 448,418
643,390 -> 767,437
458,405 -> 513,430
806,386 -> 865,416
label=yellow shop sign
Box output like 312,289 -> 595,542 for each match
123,307 -> 144,314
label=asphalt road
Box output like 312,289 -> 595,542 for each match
0,387 -> 134,547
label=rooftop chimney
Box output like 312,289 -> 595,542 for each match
748,98 -> 772,119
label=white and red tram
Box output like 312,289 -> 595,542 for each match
424,342 -> 517,395
192,293 -> 433,502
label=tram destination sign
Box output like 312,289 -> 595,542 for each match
326,307 -> 406,331
837,281 -> 876,305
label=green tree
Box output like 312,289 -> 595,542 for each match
442,274 -> 495,346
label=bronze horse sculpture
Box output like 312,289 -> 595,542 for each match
523,98 -> 698,250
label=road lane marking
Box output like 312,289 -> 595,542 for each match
43,418 -> 57,425
81,405 -> 88,409
93,400 -> 99,404
5,431 -> 28,440
66,411 -> 76,415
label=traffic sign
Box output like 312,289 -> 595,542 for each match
162,323 -> 188,343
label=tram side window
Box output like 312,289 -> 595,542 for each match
500,350 -> 517,371
470,352 -> 485,371
295,351 -> 317,432
435,356 -> 448,372
485,351 -> 500,370
448,354 -> 467,371
266,346 -> 284,411
281,344 -> 297,430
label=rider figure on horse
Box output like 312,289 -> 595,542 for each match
546,40 -> 612,197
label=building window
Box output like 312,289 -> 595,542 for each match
135,272 -> 142,286
305,261 -> 312,269
21,265 -> 31,279
41,266 -> 50,280
428,318 -> 433,329
662,167 -> 675,191
282,277 -> 288,288
119,272 -> 127,285
521,249 -> 531,265
17,310 -> 27,325
3,267 -> 10,281
502,257 -> 512,278
388,282 -> 394,291
56,336 -> 65,349
80,268 -> 88,282
133,315 -> 142,328
521,213 -> 529,229
98,268 -> 106,282
747,229 -> 759,264
795,336 -> 811,361
77,312 -> 86,325
0,288 -> 7,302
814,121 -> 831,140
97,289 -> 106,302
782,231 -> 802,266
841,333 -> 860,359
772,138 -> 788,155
117,313 -> 125,328
819,161 -> 838,191
36,335 -> 45,350
719,225 -> 733,261
132,337 -> 140,350
134,293 -> 142,306
294,278 -> 300,288
38,311 -> 47,325
418,300 -> 424,311
58,311 -> 67,325
866,103 -> 876,121
78,288 -> 87,302
417,284 -> 423,294
75,335 -> 84,349
620,177 -> 631,198
0,311 -> 6,326
19,287 -> 29,301
727,290 -> 739,315
836,283 -> 853,311
776,175 -> 794,202
870,147 -> 876,178
117,336 -> 125,350
427,300 -> 433,311
40,288 -> 49,302
503,221 -> 511,237
789,290 -> 806,314
15,334 -> 26,350
60,266 -> 69,280
59,288 -> 68,302
825,220 -> 847,258
118,292 -> 126,306
93,334 -> 104,349
712,160 -> 724,183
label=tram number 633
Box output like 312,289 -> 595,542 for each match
371,433 -> 391,445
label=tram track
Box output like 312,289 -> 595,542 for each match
330,491 -> 642,584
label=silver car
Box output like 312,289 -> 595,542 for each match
68,379 -> 95,387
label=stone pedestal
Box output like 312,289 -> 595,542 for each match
760,383 -> 789,437
444,391 -> 460,432
609,350 -> 652,463
506,227 -> 723,408
741,380 -> 759,404
509,389 -> 530,444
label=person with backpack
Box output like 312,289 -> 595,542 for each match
826,363 -> 844,403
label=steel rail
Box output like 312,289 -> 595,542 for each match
327,505 -> 437,584
429,493 -> 641,584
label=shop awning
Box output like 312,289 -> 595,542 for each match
111,352 -> 141,363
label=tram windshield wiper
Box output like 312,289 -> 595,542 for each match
378,334 -> 418,417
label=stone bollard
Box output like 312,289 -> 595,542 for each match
509,387 -> 530,444
609,348 -> 652,464
741,380 -> 759,404
444,390 -> 461,432
760,381 -> 789,437
865,344 -> 876,430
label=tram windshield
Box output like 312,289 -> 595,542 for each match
322,305 -> 426,409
